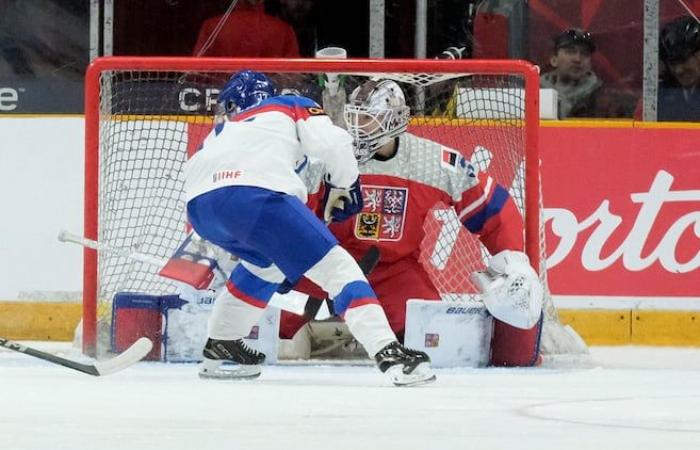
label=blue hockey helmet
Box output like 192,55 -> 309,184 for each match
216,70 -> 276,117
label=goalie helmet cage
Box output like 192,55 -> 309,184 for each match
84,57 -> 582,363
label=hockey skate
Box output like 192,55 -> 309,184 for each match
199,338 -> 265,380
375,341 -> 436,386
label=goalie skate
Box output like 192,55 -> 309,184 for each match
198,338 -> 265,380
375,341 -> 436,387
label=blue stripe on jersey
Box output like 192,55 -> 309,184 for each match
258,95 -> 320,109
333,280 -> 376,315
229,263 -> 279,303
463,184 -> 510,234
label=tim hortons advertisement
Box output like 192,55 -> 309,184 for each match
182,121 -> 697,298
540,126 -> 700,297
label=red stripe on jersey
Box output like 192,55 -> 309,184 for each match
231,104 -> 295,122
226,280 -> 267,309
454,172 -> 494,220
348,297 -> 380,308
292,105 -> 313,120
231,103 -> 314,122
477,197 -> 524,254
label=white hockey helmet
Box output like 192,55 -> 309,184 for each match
343,79 -> 410,163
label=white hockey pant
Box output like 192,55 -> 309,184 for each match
208,260 -> 285,340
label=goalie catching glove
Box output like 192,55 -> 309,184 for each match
470,250 -> 543,329
322,176 -> 363,223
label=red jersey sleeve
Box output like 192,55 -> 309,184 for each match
453,172 -> 524,255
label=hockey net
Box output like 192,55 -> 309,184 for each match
83,57 -> 587,362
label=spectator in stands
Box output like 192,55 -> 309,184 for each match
269,0 -> 315,56
540,28 -> 602,119
658,15 -> 700,122
192,0 -> 300,57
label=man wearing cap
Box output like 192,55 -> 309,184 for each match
658,15 -> 700,121
540,28 -> 603,119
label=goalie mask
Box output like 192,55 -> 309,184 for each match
344,79 -> 410,163
216,70 -> 276,119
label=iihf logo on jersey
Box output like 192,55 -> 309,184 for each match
212,170 -> 242,183
355,185 -> 408,241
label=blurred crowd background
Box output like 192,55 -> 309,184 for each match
1,0 -> 699,121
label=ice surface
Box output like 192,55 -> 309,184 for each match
2,343 -> 700,450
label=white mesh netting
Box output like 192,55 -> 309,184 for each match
87,63 -> 587,362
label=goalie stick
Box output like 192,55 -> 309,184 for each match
58,229 -> 168,268
0,336 -> 152,376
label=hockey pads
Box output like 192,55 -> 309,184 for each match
470,250 -> 543,329
322,177 -> 363,223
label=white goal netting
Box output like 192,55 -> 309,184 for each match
84,58 -> 587,363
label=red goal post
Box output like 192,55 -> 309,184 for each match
83,57 -> 546,358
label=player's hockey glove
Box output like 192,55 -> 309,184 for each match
322,176 -> 363,223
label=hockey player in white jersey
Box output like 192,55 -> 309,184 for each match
184,70 -> 435,386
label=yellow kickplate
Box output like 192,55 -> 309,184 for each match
1,302 -> 698,346
558,309 -> 632,345
0,302 -> 81,341
558,309 -> 700,346
632,311 -> 700,346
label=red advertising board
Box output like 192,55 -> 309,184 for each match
188,120 -> 698,299
541,125 -> 700,297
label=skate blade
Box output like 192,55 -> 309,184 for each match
198,359 -> 261,380
386,362 -> 436,387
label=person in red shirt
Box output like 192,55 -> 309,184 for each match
193,0 -> 300,57
280,79 -> 544,366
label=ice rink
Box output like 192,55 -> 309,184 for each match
2,343 -> 700,450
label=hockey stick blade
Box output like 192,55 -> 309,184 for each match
0,337 -> 152,376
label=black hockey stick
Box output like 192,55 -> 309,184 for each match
303,245 -> 381,319
358,245 -> 381,275
0,336 -> 152,376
